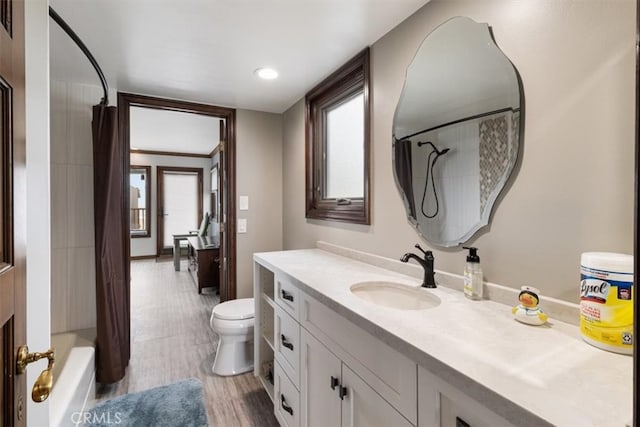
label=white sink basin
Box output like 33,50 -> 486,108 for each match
350,281 -> 441,310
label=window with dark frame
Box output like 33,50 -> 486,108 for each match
305,48 -> 371,224
130,165 -> 151,238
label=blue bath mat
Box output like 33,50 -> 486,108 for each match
87,378 -> 208,426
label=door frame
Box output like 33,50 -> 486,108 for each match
156,166 -> 203,256
1,0 -> 27,424
118,92 -> 237,301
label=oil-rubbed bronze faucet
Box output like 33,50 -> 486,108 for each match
400,244 -> 436,288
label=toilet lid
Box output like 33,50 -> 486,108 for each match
213,298 -> 255,320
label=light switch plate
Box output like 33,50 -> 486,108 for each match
238,218 -> 247,233
239,195 -> 249,210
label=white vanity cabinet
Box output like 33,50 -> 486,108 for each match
298,291 -> 417,425
254,249 -> 633,427
272,274 -> 303,427
255,262 -> 417,427
418,367 -> 514,427
301,329 -> 413,427
255,257 -> 512,427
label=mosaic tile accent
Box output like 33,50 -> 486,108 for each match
511,111 -> 520,167
479,113 -> 513,212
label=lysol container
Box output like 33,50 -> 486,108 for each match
580,252 -> 633,355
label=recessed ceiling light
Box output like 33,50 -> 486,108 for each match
255,67 -> 278,80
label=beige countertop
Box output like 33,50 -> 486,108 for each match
254,248 -> 633,427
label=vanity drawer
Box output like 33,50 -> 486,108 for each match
275,303 -> 300,388
300,292 -> 417,424
275,273 -> 299,319
274,360 -> 300,427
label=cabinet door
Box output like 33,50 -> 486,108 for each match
301,292 -> 417,423
341,365 -> 413,427
301,328 -> 341,427
418,366 -> 513,427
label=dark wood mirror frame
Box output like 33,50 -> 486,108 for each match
305,48 -> 371,225
129,164 -> 151,238
118,92 -> 237,302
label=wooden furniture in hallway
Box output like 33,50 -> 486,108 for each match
187,236 -> 220,294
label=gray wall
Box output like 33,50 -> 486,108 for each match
236,109 -> 284,298
282,0 -> 636,302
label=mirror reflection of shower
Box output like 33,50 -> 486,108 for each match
392,16 -> 522,247
410,121 -> 483,243
416,140 -> 450,219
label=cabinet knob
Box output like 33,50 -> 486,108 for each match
281,289 -> 294,302
280,394 -> 294,416
330,376 -> 339,390
339,386 -> 348,400
281,334 -> 294,351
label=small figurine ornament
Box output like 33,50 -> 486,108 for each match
512,285 -> 548,326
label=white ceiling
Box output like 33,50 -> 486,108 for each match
49,0 -> 430,114
130,107 -> 221,154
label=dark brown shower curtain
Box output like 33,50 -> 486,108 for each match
394,138 -> 416,219
92,104 -> 130,383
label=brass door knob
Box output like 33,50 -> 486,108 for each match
16,345 -> 55,402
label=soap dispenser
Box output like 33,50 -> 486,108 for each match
463,246 -> 483,300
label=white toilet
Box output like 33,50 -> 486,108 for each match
210,298 -> 255,376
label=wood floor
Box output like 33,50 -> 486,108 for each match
96,257 -> 278,427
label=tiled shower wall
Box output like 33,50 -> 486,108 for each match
478,111 -> 518,213
50,81 -> 116,333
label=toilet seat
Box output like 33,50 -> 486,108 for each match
212,298 -> 254,320
211,317 -> 253,335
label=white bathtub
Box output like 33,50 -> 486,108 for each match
50,329 -> 96,427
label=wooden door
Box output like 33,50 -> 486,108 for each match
216,120 -> 224,293
119,93 -> 237,301
0,0 -> 27,425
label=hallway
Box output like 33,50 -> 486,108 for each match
96,258 -> 277,426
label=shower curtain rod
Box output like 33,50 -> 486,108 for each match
49,6 -> 109,105
399,106 -> 520,141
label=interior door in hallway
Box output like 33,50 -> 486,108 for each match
157,167 -> 203,256
212,119 -> 225,293
0,0 -> 27,424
